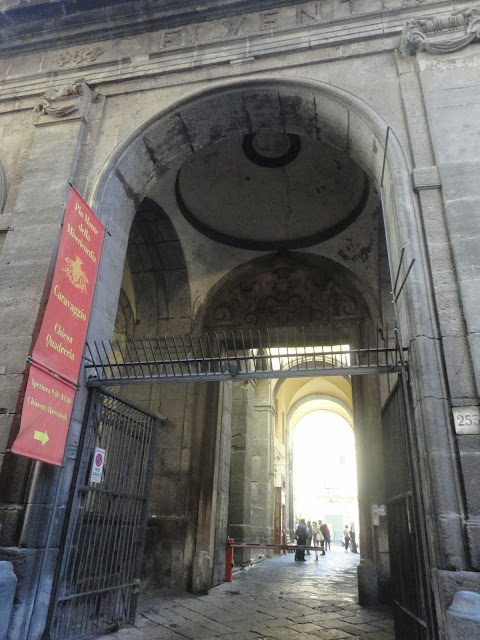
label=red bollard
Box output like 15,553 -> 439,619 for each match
225,538 -> 234,582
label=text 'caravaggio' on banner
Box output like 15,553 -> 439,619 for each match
11,187 -> 105,466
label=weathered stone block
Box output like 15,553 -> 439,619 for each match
0,300 -> 41,338
412,396 -> 452,455
0,413 -> 15,454
179,89 -> 248,152
409,335 -> 446,402
358,558 -> 378,605
447,590 -> 480,640
457,278 -> 480,334
432,514 -> 466,572
115,136 -> 157,201
440,161 -> 480,203
0,374 -> 23,413
468,333 -> 480,397
465,521 -> 480,569
278,88 -> 317,139
0,261 -> 49,306
444,197 -> 480,240
442,336 -> 477,402
435,569 -> 480,633
0,506 -> 23,546
459,453 -> 480,517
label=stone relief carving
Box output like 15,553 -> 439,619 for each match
35,82 -> 91,118
206,257 -> 362,329
55,47 -> 103,67
400,7 -> 480,55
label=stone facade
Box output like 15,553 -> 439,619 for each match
0,1 -> 479,639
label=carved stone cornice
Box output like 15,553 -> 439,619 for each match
0,1 -> 461,103
400,7 -> 480,55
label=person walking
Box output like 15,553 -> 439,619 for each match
306,520 -> 313,555
343,525 -> 350,552
350,523 -> 358,553
294,519 -> 307,561
324,523 -> 331,551
312,521 -> 322,561
319,520 -> 327,555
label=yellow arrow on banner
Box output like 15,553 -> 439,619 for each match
34,430 -> 49,446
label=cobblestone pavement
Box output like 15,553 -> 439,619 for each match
97,545 -> 395,640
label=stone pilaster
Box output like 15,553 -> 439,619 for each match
0,82 -> 96,640
228,380 -> 254,565
251,380 -> 275,552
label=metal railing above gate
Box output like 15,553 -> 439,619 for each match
85,326 -> 406,386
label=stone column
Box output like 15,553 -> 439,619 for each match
0,83 -> 96,640
352,375 -> 387,604
251,380 -> 275,553
228,380 -> 254,566
192,381 -> 233,591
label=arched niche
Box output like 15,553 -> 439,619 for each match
113,197 -> 191,339
197,251 -> 377,338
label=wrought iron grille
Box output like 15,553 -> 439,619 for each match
383,381 -> 431,640
48,389 -> 159,640
85,326 -> 405,386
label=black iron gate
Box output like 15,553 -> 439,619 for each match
382,380 -> 436,640
47,388 -> 159,640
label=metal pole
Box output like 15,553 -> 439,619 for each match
25,464 -> 64,640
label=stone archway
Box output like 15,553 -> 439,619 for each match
74,76 -> 459,630
88,76 -> 435,365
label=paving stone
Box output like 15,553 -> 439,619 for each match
105,548 -> 394,640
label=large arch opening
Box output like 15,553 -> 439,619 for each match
45,77 -> 443,639
292,409 -> 358,544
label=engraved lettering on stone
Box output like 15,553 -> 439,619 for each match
260,10 -> 279,31
206,257 -> 362,329
400,7 -> 480,55
225,15 -> 246,36
56,46 -> 103,67
296,4 -> 320,24
162,29 -> 184,48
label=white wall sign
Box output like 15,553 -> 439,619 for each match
90,447 -> 106,483
453,407 -> 480,435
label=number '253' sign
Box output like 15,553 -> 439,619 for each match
453,406 -> 480,435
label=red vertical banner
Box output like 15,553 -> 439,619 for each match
12,187 -> 105,466
11,364 -> 76,466
32,187 -> 105,385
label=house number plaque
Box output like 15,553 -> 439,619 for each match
453,406 -> 480,435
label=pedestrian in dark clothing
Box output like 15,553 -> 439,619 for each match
324,524 -> 331,551
295,519 -> 307,561
343,525 -> 350,552
319,520 -> 327,555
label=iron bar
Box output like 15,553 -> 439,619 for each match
393,247 -> 406,297
394,258 -> 416,304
